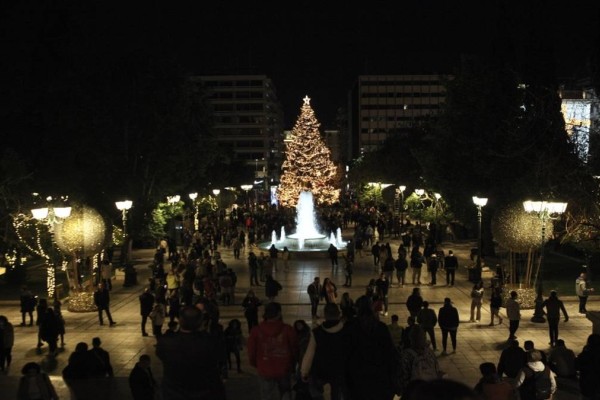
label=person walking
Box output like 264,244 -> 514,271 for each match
417,301 -> 438,351
307,277 -> 322,319
129,354 -> 157,400
444,250 -> 458,286
371,241 -> 381,272
406,288 -> 424,318
394,253 -> 408,288
469,281 -> 485,322
300,303 -> 350,400
321,278 -> 338,304
343,254 -> 354,287
248,252 -> 260,286
505,291 -> 521,340
149,299 -> 167,338
265,274 -> 283,302
576,271 -> 594,314
242,289 -> 262,332
489,285 -> 504,326
248,302 -> 298,400
139,287 -> 155,337
438,297 -> 460,354
224,319 -> 244,373
427,253 -> 439,285
410,247 -> 423,285
93,283 -> 116,326
269,244 -> 279,272
282,247 -> 290,272
542,290 -> 569,347
39,308 -> 60,357
19,286 -> 36,327
0,315 -> 15,372
328,244 -> 339,274
375,273 -> 390,315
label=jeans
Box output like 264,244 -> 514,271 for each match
258,375 -> 292,400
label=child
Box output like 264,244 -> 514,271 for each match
224,319 -> 243,373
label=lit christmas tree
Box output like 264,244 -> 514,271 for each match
278,96 -> 340,207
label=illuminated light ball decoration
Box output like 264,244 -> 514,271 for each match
67,291 -> 97,313
53,205 -> 107,312
54,205 -> 107,256
491,203 -> 552,252
491,202 -> 550,309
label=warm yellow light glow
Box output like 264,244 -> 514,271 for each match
473,196 -> 488,207
212,189 -> 221,196
31,208 -> 49,219
115,200 -> 133,211
188,192 -> 198,200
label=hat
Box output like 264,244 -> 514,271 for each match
264,302 -> 282,320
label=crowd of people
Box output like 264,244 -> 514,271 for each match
4,206 -> 600,400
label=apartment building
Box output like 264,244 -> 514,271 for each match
191,75 -> 284,185
349,74 -> 450,157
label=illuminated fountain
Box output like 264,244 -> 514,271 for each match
260,191 -> 346,252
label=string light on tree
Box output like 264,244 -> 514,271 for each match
278,96 -> 340,207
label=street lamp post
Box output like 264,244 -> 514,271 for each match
472,196 -> 488,283
398,185 -> 406,227
188,193 -> 199,231
523,200 -> 568,323
31,196 -> 72,299
115,200 -> 133,236
115,200 -> 133,267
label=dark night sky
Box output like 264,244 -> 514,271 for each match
3,0 -> 599,128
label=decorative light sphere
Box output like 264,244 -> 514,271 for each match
54,205 -> 107,256
491,202 -> 553,252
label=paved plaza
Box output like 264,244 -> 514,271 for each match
0,231 -> 596,399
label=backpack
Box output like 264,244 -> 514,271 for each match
408,348 -> 439,381
530,367 -> 552,400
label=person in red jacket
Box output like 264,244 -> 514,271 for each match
248,301 -> 298,399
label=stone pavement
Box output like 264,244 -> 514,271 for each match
0,230 -> 596,399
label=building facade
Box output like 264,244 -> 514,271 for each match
191,75 -> 284,186
349,74 -> 450,157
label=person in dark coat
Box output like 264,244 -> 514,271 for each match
19,286 -> 36,326
242,289 -> 262,332
497,339 -> 526,381
39,308 -> 59,357
541,290 -> 569,347
156,306 -> 226,400
576,333 -> 600,400
93,283 -> 116,326
265,274 -> 282,302
438,297 -> 460,354
406,288 -> 423,318
129,354 -> 156,400
89,337 -> 114,378
345,295 -> 396,400
139,287 -> 155,337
